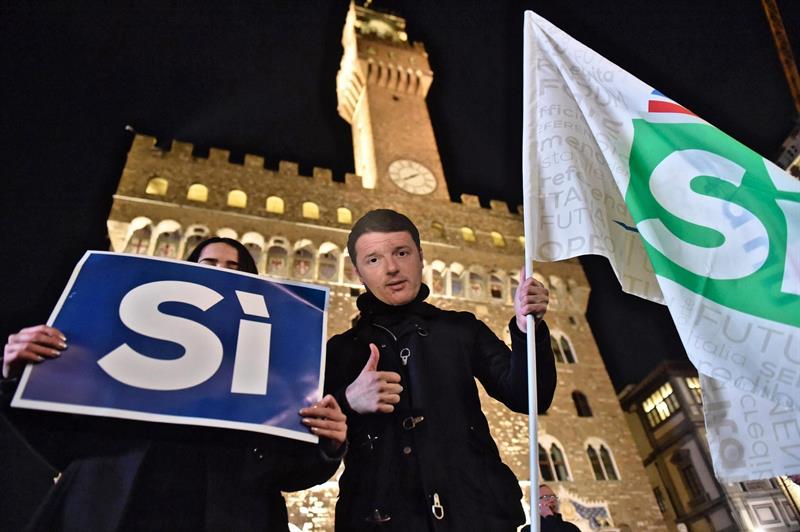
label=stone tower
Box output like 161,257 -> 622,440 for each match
336,5 -> 449,201
106,4 -> 666,530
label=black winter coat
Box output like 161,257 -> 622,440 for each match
3,391 -> 340,531
325,288 -> 557,532
540,514 -> 583,532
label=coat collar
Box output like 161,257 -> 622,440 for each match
355,283 -> 439,320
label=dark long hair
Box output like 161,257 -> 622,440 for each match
185,237 -> 258,274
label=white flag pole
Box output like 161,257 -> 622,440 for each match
522,11 -> 540,532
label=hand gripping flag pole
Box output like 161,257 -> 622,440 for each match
522,12 -> 539,531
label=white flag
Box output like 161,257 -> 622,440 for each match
523,11 -> 800,481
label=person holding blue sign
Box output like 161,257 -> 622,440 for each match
2,237 -> 347,532
325,209 -> 557,531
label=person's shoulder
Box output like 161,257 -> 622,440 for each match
425,305 -> 476,324
326,328 -> 358,350
425,306 -> 495,334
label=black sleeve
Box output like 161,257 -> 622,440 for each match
256,437 -> 342,492
323,333 -> 367,419
1,377 -> 103,470
472,315 -> 557,414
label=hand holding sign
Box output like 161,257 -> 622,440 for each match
345,343 -> 402,414
299,394 -> 347,450
3,325 -> 67,379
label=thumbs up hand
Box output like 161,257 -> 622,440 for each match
345,343 -> 403,414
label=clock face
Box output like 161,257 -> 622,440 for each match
388,160 -> 437,195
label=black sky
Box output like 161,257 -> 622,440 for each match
1,1 -> 798,391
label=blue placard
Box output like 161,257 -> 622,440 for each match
12,252 -> 329,443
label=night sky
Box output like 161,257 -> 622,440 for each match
2,1 -> 798,391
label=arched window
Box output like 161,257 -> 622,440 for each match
337,207 -> 352,224
572,391 -> 593,417
586,440 -> 620,481
467,271 -> 485,300
186,183 -> 208,202
461,227 -> 476,243
429,260 -> 447,296
266,196 -> 284,214
587,446 -> 606,480
153,220 -> 181,258
292,240 -> 315,279
490,231 -> 506,247
317,243 -> 340,282
124,217 -> 153,254
241,232 -> 266,273
266,239 -> 289,276
518,235 -> 525,248
181,225 -> 209,259
489,273 -> 504,300
293,248 -> 314,278
550,335 -> 564,363
550,332 -> 576,364
227,189 -> 247,208
539,444 -> 555,482
600,446 -> 619,481
145,177 -> 168,196
449,263 -> 465,298
302,201 -> 320,220
539,435 -> 572,481
560,335 -> 576,363
550,444 -> 570,481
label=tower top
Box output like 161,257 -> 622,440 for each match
337,2 -> 445,199
353,3 -> 408,44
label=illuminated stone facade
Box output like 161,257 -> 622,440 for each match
619,361 -> 800,531
106,4 -> 666,530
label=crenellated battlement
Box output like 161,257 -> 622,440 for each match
208,147 -> 230,162
129,134 -> 345,184
362,58 -> 431,97
171,140 -> 194,159
244,154 -> 264,168
459,193 -> 481,208
116,133 -> 536,260
125,134 -> 522,216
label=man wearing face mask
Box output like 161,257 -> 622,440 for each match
325,209 -> 558,532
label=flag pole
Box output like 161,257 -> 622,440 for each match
523,270 -> 540,532
521,11 -> 540,532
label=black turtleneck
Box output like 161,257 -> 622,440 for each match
355,284 -> 438,326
